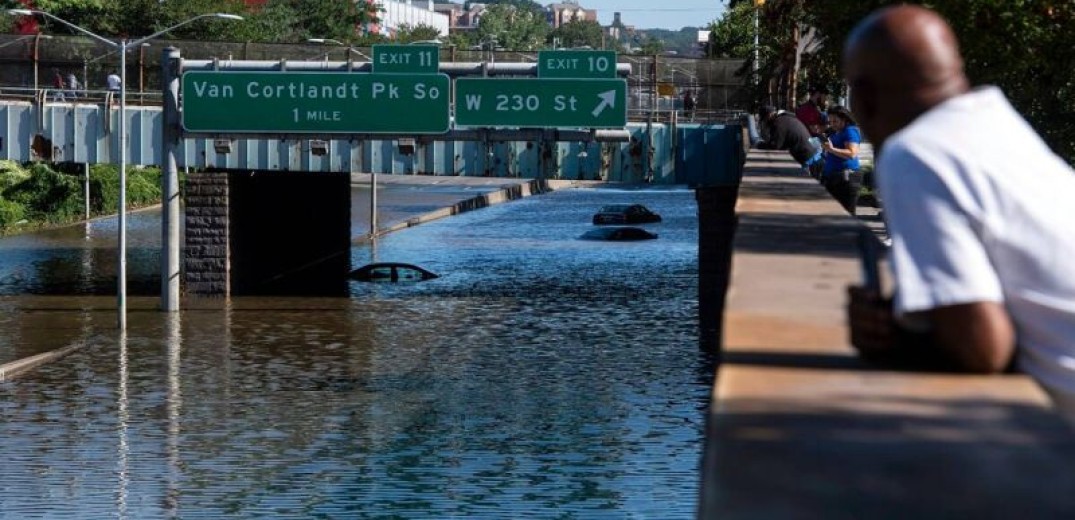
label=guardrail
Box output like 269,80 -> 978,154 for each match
0,86 -> 163,105
629,108 -> 746,125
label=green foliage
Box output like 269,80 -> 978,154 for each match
476,4 -> 548,51
638,36 -> 665,55
809,0 -> 1075,161
0,161 -> 163,233
471,0 -> 542,11
4,0 -> 379,44
0,160 -> 30,191
88,164 -> 160,215
635,27 -> 707,56
706,2 -> 755,58
443,31 -> 474,49
549,19 -> 604,49
5,164 -> 82,223
394,24 -> 442,44
0,196 -> 26,229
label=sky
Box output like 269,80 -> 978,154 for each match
578,1 -> 727,30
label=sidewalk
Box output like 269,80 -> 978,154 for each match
349,174 -> 601,237
699,150 -> 1075,518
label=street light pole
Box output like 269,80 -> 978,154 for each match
8,9 -> 243,328
753,0 -> 761,85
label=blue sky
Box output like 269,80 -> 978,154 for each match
578,1 -> 727,30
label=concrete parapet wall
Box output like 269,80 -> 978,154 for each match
698,150 -> 1075,517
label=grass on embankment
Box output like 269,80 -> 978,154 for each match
0,161 -> 162,235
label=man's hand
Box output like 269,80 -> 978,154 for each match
847,285 -> 896,360
847,287 -> 1014,372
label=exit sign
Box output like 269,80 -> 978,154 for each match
372,44 -> 439,73
538,50 -> 618,79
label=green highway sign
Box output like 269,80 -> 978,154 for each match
372,44 -> 439,73
181,71 -> 450,134
538,50 -> 618,78
455,78 -> 627,128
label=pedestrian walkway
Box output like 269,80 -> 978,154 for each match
698,150 -> 1075,518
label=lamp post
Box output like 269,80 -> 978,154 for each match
8,9 -> 243,329
308,37 -> 379,238
306,38 -> 371,62
83,43 -> 150,94
753,0 -> 764,87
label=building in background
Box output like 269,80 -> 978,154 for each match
369,0 -> 450,38
433,2 -> 486,32
546,2 -> 597,28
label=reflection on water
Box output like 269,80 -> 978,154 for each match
0,188 -> 709,518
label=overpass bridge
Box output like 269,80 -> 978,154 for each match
0,97 -> 740,184
0,52 -> 746,307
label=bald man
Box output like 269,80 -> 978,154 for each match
844,6 -> 1075,422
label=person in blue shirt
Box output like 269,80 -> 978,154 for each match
820,105 -> 863,214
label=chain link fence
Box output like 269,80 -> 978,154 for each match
0,34 -> 751,122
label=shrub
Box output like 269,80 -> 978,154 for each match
5,163 -> 83,223
90,164 -> 161,214
0,160 -> 30,192
0,196 -> 26,229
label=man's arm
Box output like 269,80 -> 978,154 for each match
848,289 -> 1015,373
926,301 -> 1015,373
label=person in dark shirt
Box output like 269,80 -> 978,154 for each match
796,86 -> 830,137
755,105 -> 824,178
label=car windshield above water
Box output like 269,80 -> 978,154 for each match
592,204 -> 662,225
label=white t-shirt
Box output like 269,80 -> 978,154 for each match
106,73 -> 122,91
879,86 -> 1075,421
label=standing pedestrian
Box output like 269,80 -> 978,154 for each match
682,90 -> 696,122
819,106 -> 862,214
796,86 -> 830,137
66,72 -> 80,99
106,71 -> 122,93
51,68 -> 66,101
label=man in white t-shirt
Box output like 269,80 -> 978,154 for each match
844,5 -> 1075,422
106,72 -> 122,92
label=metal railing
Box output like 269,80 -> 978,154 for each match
0,86 -> 164,105
629,108 -> 747,125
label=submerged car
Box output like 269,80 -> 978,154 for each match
592,204 -> 662,225
349,262 -> 439,283
580,226 -> 658,241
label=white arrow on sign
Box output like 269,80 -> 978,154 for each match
591,90 -> 616,118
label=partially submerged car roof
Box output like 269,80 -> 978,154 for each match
349,262 -> 439,282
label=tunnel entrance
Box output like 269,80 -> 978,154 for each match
185,169 -> 351,297
229,170 -> 351,296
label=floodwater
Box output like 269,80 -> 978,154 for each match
0,185 -> 711,519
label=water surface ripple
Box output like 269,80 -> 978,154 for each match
0,187 -> 710,519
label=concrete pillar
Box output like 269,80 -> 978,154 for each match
184,171 -> 230,296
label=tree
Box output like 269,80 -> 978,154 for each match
394,24 -> 442,44
548,19 -> 602,49
470,0 -> 542,11
808,0 -> 1075,162
443,30 -> 474,50
638,36 -> 664,55
475,4 -> 547,51
706,1 -> 754,59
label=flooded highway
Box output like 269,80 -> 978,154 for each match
0,185 -> 709,518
